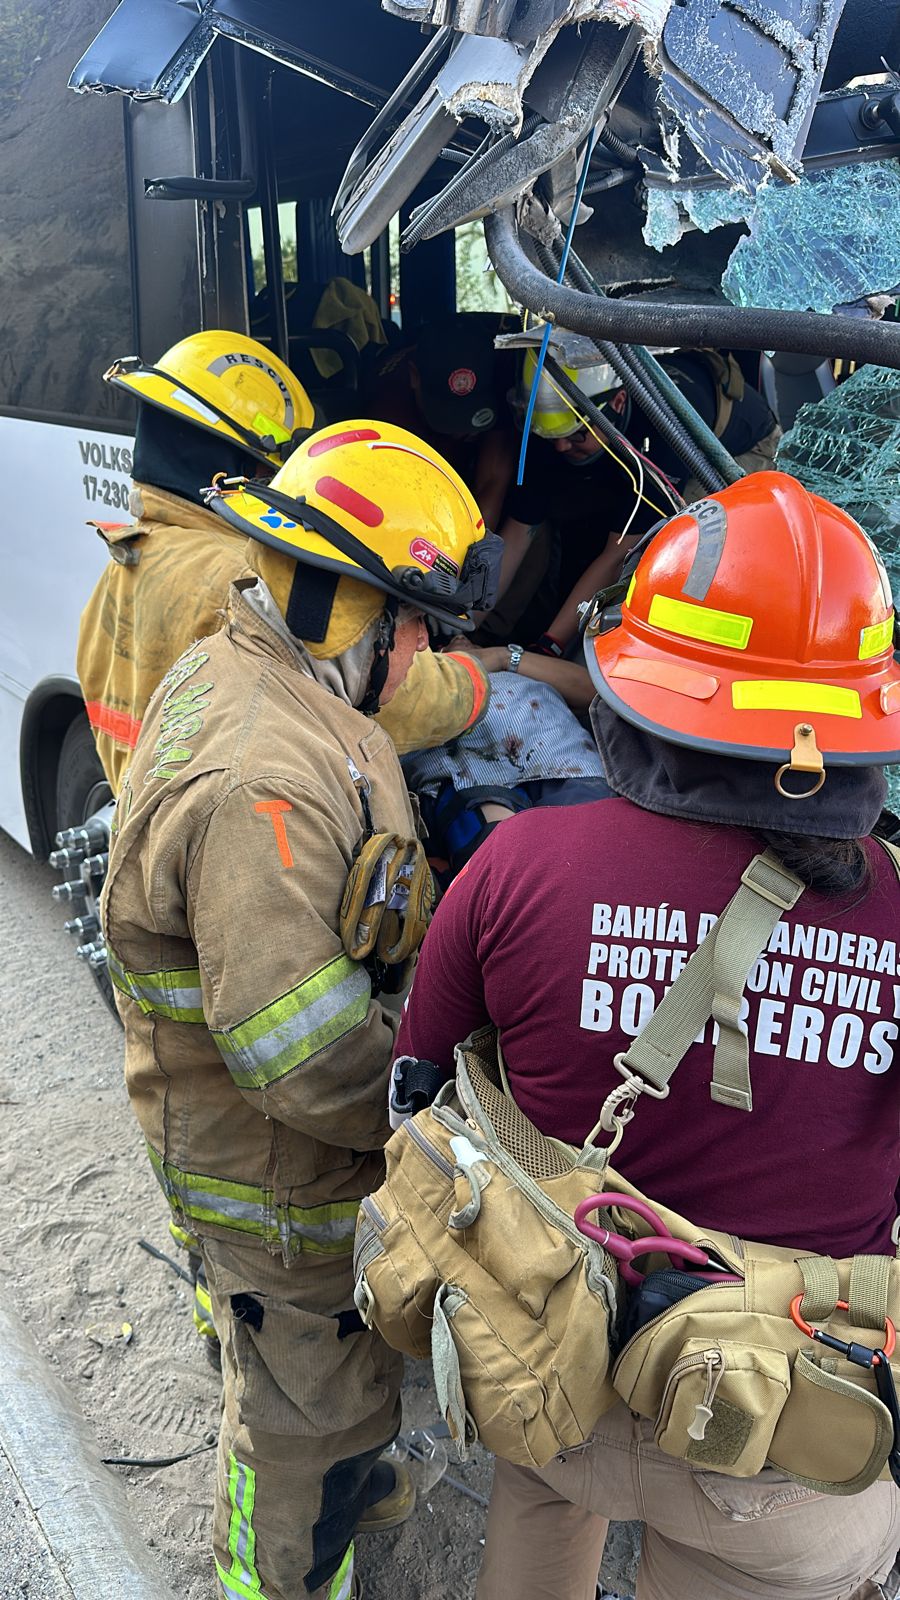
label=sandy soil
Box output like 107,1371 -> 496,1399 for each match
0,831 -> 493,1600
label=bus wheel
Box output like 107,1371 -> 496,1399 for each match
50,715 -> 118,1020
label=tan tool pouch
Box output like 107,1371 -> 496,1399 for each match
610,1240 -> 900,1493
353,1027 -> 620,1468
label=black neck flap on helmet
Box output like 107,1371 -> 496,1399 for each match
206,477 -> 504,633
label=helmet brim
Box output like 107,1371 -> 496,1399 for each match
586,624 -> 900,767
211,486 -> 478,631
105,363 -> 279,466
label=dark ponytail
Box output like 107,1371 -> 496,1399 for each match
758,831 -> 871,895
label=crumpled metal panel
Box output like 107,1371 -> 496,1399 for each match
656,0 -> 845,194
776,364 -> 900,807
70,0 -> 408,106
382,0 -> 668,46
723,161 -> 900,313
399,21 -> 638,242
69,0 -> 213,102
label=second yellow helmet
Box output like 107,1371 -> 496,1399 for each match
206,420 -> 503,631
104,330 -> 315,467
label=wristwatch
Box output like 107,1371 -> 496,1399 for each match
507,643 -> 524,673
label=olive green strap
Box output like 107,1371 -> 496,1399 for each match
619,852 -> 804,1110
708,853 -> 805,1111
798,1255 -> 840,1322
849,1253 -> 892,1333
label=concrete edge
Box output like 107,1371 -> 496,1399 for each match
0,1301 -> 179,1600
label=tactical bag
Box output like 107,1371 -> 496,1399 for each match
354,843 -> 900,1488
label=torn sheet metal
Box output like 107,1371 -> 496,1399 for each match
723,161 -> 900,313
69,0 -> 212,102
70,0 -> 398,108
381,0 -> 671,45
656,1 -> 846,195
399,22 -> 638,245
776,364 -> 900,806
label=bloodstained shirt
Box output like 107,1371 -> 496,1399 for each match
396,798 -> 900,1257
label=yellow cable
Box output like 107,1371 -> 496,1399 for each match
539,365 -> 671,520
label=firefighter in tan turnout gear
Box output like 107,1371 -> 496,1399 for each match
101,419 -> 503,1600
79,331 -> 489,792
78,333 -> 489,1366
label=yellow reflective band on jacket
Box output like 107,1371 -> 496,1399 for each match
106,948 -> 205,1023
732,680 -> 862,718
328,1543 -> 355,1600
648,593 -> 753,651
169,1219 -> 200,1254
147,1145 -> 360,1256
859,614 -> 894,660
216,1452 -> 269,1600
210,954 -> 371,1090
193,1278 -> 217,1340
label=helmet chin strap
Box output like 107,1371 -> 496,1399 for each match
360,599 -> 398,716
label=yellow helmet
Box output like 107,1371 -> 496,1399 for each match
520,347 -> 620,440
104,330 -> 315,467
205,420 -> 503,631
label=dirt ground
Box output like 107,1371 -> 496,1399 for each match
0,831 -> 493,1600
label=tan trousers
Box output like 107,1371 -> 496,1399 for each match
202,1236 -> 402,1600
476,1403 -> 900,1600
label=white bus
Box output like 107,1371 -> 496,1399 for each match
2,0 -> 895,1005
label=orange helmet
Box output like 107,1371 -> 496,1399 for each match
584,472 -> 900,791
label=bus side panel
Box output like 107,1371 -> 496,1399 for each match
0,417 -> 133,851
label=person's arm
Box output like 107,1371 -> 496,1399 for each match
445,636 -> 594,712
545,531 -> 643,650
395,845 -> 494,1073
189,775 -> 397,1150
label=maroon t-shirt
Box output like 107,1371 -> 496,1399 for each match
396,799 -> 900,1257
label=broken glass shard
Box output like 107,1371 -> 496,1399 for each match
723,161 -> 900,313
776,363 -> 900,806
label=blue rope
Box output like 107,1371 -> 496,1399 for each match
515,127 -> 598,487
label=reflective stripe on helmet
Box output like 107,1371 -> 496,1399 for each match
147,1145 -> 360,1254
859,615 -> 894,660
210,954 -> 371,1090
732,681 -> 862,718
648,593 -> 753,651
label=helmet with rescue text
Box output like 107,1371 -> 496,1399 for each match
204,419 -> 503,635
104,330 -> 316,469
583,471 -> 900,797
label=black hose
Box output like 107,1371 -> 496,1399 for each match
597,125 -> 639,166
561,246 -> 741,486
533,237 -> 728,491
485,205 -> 900,370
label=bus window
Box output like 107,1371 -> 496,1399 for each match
455,220 -> 517,316
247,202 -> 299,295
0,7 -> 132,425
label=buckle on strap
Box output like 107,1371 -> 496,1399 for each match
598,1053 -> 670,1135
740,852 -> 803,910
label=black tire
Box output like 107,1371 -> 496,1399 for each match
55,714 -> 119,1020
